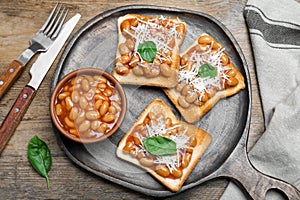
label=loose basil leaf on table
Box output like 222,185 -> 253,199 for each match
28,135 -> 52,189
143,136 -> 177,156
137,41 -> 157,63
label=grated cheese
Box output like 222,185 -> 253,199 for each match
141,117 -> 191,172
178,44 -> 230,100
123,16 -> 183,66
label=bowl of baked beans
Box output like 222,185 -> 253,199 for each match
50,68 -> 127,143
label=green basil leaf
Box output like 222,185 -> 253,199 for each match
143,136 -> 177,156
28,135 -> 52,189
137,41 -> 157,63
198,63 -> 218,78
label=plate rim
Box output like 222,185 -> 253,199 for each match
50,4 -> 252,197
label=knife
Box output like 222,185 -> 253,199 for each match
0,13 -> 81,154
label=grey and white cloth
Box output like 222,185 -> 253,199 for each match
221,0 -> 300,199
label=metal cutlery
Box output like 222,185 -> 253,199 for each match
0,2 -> 68,99
0,13 -> 81,154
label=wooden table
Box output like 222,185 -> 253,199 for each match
0,0 -> 264,199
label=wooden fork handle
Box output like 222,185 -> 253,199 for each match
0,60 -> 24,99
0,86 -> 35,154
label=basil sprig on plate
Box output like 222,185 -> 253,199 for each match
137,41 -> 157,63
198,63 -> 218,78
143,136 -> 177,156
28,135 -> 52,189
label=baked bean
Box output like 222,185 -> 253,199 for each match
212,41 -> 223,50
69,129 -> 79,137
133,134 -> 141,146
200,92 -> 209,102
86,76 -> 94,84
125,39 -> 135,51
181,84 -> 192,96
78,120 -> 90,132
221,53 -> 229,65
108,106 -> 117,114
171,167 -> 183,178
132,66 -> 144,76
195,44 -> 209,52
84,91 -> 94,100
55,104 -> 63,116
123,141 -> 134,154
185,92 -> 197,103
71,90 -> 80,103
75,110 -> 85,124
79,96 -> 88,109
81,79 -> 90,92
95,93 -> 108,101
91,120 -> 101,130
94,76 -> 107,83
64,117 -> 75,128
227,77 -> 238,87
144,66 -> 160,78
155,165 -> 170,177
129,54 -> 140,68
115,65 -> 130,75
152,58 -> 160,66
139,157 -> 154,167
165,117 -> 172,128
189,136 -> 197,147
100,101 -> 109,116
94,99 -> 102,110
111,101 -> 121,112
180,54 -> 189,66
69,107 -> 79,120
86,110 -> 100,120
130,18 -> 138,27
121,55 -> 131,64
182,153 -> 192,168
58,92 -> 70,100
119,43 -> 130,55
176,23 -> 186,35
176,82 -> 186,93
65,96 -> 74,111
121,20 -> 130,32
198,35 -> 213,45
226,67 -> 237,77
148,111 -> 156,120
102,114 -> 115,123
178,96 -> 190,108
98,123 -> 108,133
160,63 -> 173,77
103,88 -> 113,97
194,98 -> 203,106
97,83 -> 107,90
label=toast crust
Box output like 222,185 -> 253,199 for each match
116,99 -> 211,192
164,34 -> 245,123
112,14 -> 186,88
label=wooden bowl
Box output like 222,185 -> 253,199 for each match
50,68 -> 127,143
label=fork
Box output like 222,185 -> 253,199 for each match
0,2 -> 69,99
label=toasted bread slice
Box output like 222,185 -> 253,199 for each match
164,34 -> 245,123
116,99 -> 211,192
112,14 -> 186,88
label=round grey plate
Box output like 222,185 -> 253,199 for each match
51,5 -> 251,197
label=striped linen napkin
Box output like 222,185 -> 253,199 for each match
220,0 -> 300,199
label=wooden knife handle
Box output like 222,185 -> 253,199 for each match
0,86 -> 35,154
0,60 -> 24,99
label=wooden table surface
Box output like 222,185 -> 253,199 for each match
0,0 -> 265,199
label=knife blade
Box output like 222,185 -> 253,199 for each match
0,13 -> 81,154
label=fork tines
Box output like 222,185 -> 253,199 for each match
40,2 -> 69,40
